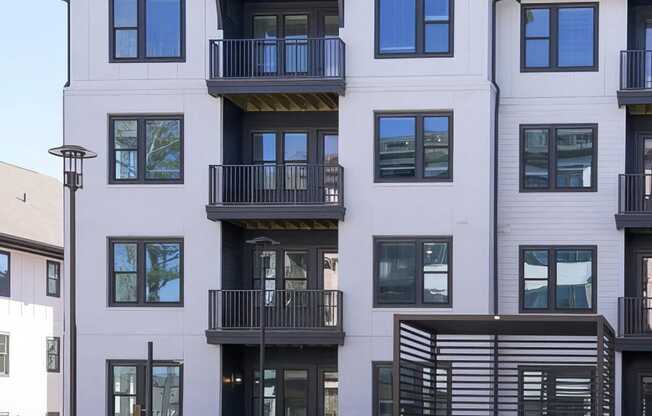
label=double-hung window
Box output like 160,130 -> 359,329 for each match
109,360 -> 182,416
375,112 -> 453,182
0,334 -> 8,376
111,0 -> 185,61
520,246 -> 596,313
109,238 -> 183,306
522,4 -> 598,71
47,261 -> 61,297
374,237 -> 452,307
520,124 -> 597,192
0,251 -> 9,298
110,115 -> 183,184
376,0 -> 453,57
46,337 -> 60,373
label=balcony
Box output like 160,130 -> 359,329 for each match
206,289 -> 344,345
616,174 -> 652,228
206,164 -> 345,229
617,297 -> 652,350
618,50 -> 652,110
207,38 -> 345,110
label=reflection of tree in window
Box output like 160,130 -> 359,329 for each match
146,120 -> 182,180
152,365 -> 181,416
145,243 -> 181,302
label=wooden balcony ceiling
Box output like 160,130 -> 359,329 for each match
230,218 -> 338,230
225,92 -> 339,111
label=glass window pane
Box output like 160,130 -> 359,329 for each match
114,0 -> 137,27
48,262 -> 60,279
424,274 -> 448,304
558,8 -> 594,67
48,354 -> 58,371
114,243 -> 137,272
323,371 -> 338,416
146,0 -> 182,58
379,0 -> 416,54
284,133 -> 308,162
145,243 -> 181,303
114,396 -> 136,416
424,116 -> 450,178
525,39 -> 549,68
145,119 -> 182,180
48,279 -> 59,295
524,129 -> 549,188
113,366 -> 137,394
47,339 -> 59,354
254,16 -> 278,39
285,15 -> 308,38
377,366 -> 393,416
556,249 -> 593,309
323,135 -> 339,164
115,273 -> 138,302
115,29 -> 138,58
116,151 -> 138,179
425,0 -> 449,21
425,23 -> 449,53
0,253 -> 7,297
556,128 -> 593,189
254,133 -> 277,162
523,250 -> 549,279
377,242 -> 416,304
285,251 -> 308,290
525,9 -> 550,37
285,15 -> 308,73
524,280 -> 548,309
284,370 -> 308,416
152,366 -> 181,414
378,117 -> 416,178
324,16 -> 339,37
115,120 -> 138,149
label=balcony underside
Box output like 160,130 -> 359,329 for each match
618,90 -> 652,111
205,329 -> 345,346
616,336 -> 652,351
206,205 -> 344,229
615,213 -> 652,229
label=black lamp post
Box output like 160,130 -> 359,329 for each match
48,145 -> 97,416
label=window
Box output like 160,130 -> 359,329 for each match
0,334 -> 8,376
520,246 -> 596,313
375,112 -> 453,182
372,362 -> 450,416
284,370 -> 309,415
376,0 -> 453,57
0,251 -> 9,297
521,4 -> 598,72
110,116 -> 183,184
321,370 -> 338,416
374,237 -> 452,307
110,0 -> 185,61
109,238 -> 183,306
520,124 -> 597,192
47,261 -> 61,298
253,369 -> 277,416
46,337 -> 60,373
108,360 -> 182,416
520,366 -> 594,416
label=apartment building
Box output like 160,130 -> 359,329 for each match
60,0 -> 652,415
0,162 -> 64,416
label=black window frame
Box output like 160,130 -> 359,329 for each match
107,359 -> 183,416
109,115 -> 184,184
374,0 -> 454,58
518,365 -> 595,416
0,250 -> 9,298
46,260 -> 61,298
0,333 -> 8,377
46,337 -> 60,373
108,237 -> 184,307
519,123 -> 598,192
109,0 -> 186,63
519,245 -> 597,314
374,111 -> 454,183
520,3 -> 599,73
373,236 -> 453,308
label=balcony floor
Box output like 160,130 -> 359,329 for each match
615,213 -> 652,229
206,205 -> 344,229
206,328 -> 345,346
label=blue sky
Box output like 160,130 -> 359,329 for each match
0,1 -> 67,179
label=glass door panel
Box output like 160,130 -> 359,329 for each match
644,257 -> 652,333
254,250 -> 277,307
321,370 -> 338,416
323,15 -> 339,77
644,138 -> 652,208
643,375 -> 652,416
646,24 -> 652,88
284,370 -> 309,416
254,133 -> 278,193
322,134 -> 339,203
322,252 -> 339,327
284,133 -> 308,191
284,15 -> 308,74
254,369 -> 278,416
254,16 -> 278,75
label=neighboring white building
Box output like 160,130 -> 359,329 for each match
0,162 -> 64,416
61,0 -> 652,414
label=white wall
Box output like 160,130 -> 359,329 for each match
0,249 -> 64,416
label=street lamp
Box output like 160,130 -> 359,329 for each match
49,145 -> 96,416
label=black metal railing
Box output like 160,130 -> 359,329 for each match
618,174 -> 652,213
208,289 -> 343,331
208,164 -> 344,206
619,297 -> 652,336
620,50 -> 652,90
209,38 -> 345,80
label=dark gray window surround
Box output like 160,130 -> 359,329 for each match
109,115 -> 184,184
47,260 -> 61,298
373,236 -> 452,308
374,111 -> 453,183
0,250 -> 9,298
46,337 -> 60,373
108,237 -> 184,307
107,360 -> 183,416
109,0 -> 186,62
520,3 -> 599,72
519,245 -> 597,314
519,124 -> 598,192
374,0 -> 454,58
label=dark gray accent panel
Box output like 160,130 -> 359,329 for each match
206,329 -> 344,345
0,232 -> 64,260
